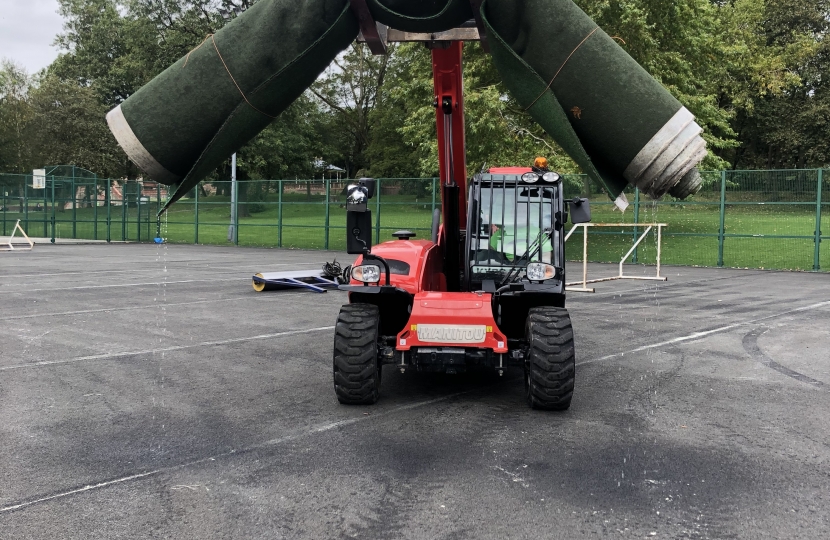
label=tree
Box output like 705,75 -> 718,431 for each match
367,42 -> 582,180
572,0 -> 742,170
236,94 -> 328,180
53,0 -> 153,107
231,94 -> 329,215
26,75 -> 124,177
0,61 -> 34,174
725,0 -> 830,169
49,0 -> 331,185
311,43 -> 391,177
3,0 -> 828,189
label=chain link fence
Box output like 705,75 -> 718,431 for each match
2,170 -> 827,271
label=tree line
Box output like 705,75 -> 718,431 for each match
0,0 -> 827,187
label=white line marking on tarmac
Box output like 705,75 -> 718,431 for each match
2,266 -> 344,292
0,392 -> 469,514
577,300 -> 830,367
0,294 -> 308,321
572,271 -> 767,299
0,278 -> 242,293
4,268 -> 167,278
0,471 -> 161,514
0,326 -> 335,371
4,296 -> 826,512
3,262 -> 322,279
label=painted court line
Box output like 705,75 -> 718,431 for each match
6,298 -> 827,373
0,278 -> 242,294
0,326 -> 335,371
0,294 -> 305,321
576,270 -> 766,299
2,263 -> 336,292
3,262 -> 322,279
0,471 -> 161,514
3,298 -> 828,513
0,392 -> 469,514
577,300 -> 830,367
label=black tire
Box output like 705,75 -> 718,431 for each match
333,303 -> 382,404
524,307 -> 576,410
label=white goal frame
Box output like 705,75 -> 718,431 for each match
564,223 -> 667,293
1,220 -> 35,251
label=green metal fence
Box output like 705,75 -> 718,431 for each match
1,170 -> 827,271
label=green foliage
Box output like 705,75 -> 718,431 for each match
311,42 -> 392,177
0,61 -> 34,174
728,0 -> 830,169
367,42 -> 580,179
0,0 -> 828,188
236,95 -> 327,180
27,75 -> 125,175
573,0 -> 738,169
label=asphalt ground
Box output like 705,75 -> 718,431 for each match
1,244 -> 828,539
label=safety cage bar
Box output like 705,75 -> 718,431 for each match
465,174 -> 561,290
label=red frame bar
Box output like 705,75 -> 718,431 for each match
432,42 -> 468,229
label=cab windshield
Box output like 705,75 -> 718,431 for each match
470,180 -> 559,283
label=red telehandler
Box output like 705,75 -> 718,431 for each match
335,35 -> 592,410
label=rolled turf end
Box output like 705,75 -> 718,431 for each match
106,104 -> 182,185
623,107 -> 706,199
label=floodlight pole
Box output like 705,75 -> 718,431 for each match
228,152 -> 237,243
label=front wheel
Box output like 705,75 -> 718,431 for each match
333,303 -> 382,404
524,307 -> 576,410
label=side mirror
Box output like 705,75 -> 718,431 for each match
345,178 -> 376,213
346,210 -> 373,255
568,197 -> 591,224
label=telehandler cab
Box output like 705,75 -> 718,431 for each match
334,40 -> 591,410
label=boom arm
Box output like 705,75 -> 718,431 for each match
355,0 -> 473,291
432,42 -> 468,227
431,42 -> 468,291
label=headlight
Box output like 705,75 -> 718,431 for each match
521,172 -> 539,184
352,264 -> 381,283
542,172 -> 561,183
526,263 -> 556,281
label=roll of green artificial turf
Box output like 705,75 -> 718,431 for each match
366,0 -> 473,32
483,0 -> 705,202
108,0 -> 705,211
107,0 -> 359,209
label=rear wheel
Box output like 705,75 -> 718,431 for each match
524,307 -> 575,410
333,303 -> 382,404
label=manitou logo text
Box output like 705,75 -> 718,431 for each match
416,325 -> 486,344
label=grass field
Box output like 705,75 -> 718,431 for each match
3,192 -> 828,271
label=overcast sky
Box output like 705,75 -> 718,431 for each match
0,0 -> 64,74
